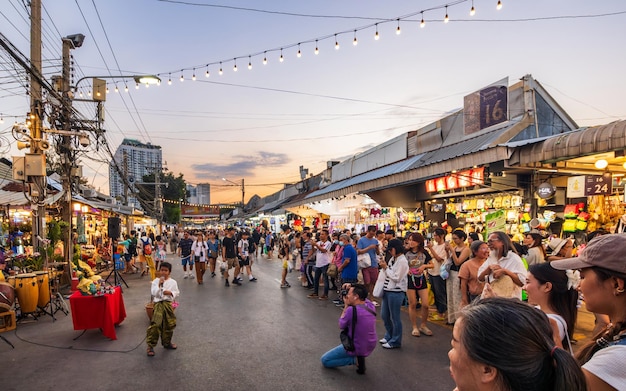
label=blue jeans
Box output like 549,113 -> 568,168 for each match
313,264 -> 329,296
381,290 -> 405,347
429,275 -> 447,314
321,344 -> 355,368
305,264 -> 315,287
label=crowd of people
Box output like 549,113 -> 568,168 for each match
134,223 -> 626,389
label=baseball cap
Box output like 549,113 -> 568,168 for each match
551,233 -> 626,274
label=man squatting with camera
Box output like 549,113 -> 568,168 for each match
320,283 -> 377,374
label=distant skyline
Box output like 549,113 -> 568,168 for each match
1,1 -> 625,203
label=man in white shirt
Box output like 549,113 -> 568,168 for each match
427,227 -> 450,321
308,229 -> 332,300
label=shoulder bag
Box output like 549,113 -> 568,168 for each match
327,263 -> 338,278
357,253 -> 371,269
373,269 -> 387,298
340,306 -> 357,352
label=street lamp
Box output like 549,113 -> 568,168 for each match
222,177 -> 245,208
73,75 -> 161,98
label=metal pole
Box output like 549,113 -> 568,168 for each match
61,38 -> 74,268
241,178 -> 245,209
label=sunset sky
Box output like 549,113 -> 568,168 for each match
1,1 -> 625,204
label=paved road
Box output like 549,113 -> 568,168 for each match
3,253 -> 456,391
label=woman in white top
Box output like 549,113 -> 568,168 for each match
191,232 -> 207,284
523,232 -> 546,266
378,239 -> 408,349
552,233 -> 626,391
525,262 -> 578,351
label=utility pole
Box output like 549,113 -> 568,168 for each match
241,178 -> 245,209
29,0 -> 46,252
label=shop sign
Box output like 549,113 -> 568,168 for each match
585,174 -> 612,196
485,210 -> 506,235
425,167 -> 485,193
464,77 -> 509,135
181,204 -> 220,217
566,176 -> 585,198
537,182 -> 556,199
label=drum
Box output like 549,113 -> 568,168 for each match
35,271 -> 50,307
15,273 -> 38,313
0,282 -> 15,312
8,275 -> 16,288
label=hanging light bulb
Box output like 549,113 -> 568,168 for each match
114,84 -> 119,93
219,62 -> 223,75
192,69 -> 196,81
135,82 -> 139,89
180,70 -> 184,82
168,73 -> 172,85
79,91 -> 84,98
470,0 -> 476,16
420,11 -> 425,28
297,43 -> 302,58
444,6 -> 449,23
145,82 -> 149,88
315,40 -> 319,54
87,90 -> 91,96
205,65 -> 210,77
497,0 -> 503,10
353,30 -> 358,45
248,56 -> 252,70
335,34 -> 340,50
280,48 -> 284,62
124,84 -> 129,92
396,19 -> 401,35
263,52 -> 268,64
233,58 -> 238,72
156,79 -> 161,86
105,86 -> 109,94
0,114 -> 3,124
374,24 -> 380,40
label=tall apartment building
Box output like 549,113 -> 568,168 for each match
109,138 -> 162,208
186,183 -> 211,205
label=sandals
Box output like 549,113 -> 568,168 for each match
419,325 -> 433,336
163,343 -> 177,350
411,329 -> 420,337
147,347 -> 155,356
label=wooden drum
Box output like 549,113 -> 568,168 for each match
0,281 -> 15,312
35,271 -> 50,307
15,273 -> 38,313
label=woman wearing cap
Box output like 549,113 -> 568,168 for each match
546,238 -> 574,262
477,231 -> 527,299
524,232 -> 546,266
378,238 -> 409,349
552,233 -> 626,390
449,297 -> 586,391
525,262 -> 579,351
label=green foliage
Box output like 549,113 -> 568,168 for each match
136,170 -> 186,224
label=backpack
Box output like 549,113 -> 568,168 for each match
142,238 -> 152,255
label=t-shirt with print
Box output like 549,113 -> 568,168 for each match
238,238 -> 250,259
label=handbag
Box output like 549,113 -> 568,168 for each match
440,259 -> 452,280
327,263 -> 338,278
373,269 -> 386,298
357,253 -> 371,269
340,306 -> 357,352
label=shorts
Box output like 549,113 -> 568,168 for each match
224,257 -> 237,269
408,274 -> 427,290
282,259 -> 289,270
361,266 -> 379,285
124,254 -> 132,262
239,256 -> 250,267
181,255 -> 194,266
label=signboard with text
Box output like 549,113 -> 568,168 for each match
584,174 -> 612,196
425,167 -> 485,193
464,77 -> 509,135
181,204 -> 220,217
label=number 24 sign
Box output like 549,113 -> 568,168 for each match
585,175 -> 612,196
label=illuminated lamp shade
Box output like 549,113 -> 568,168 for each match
595,159 -> 608,169
73,203 -> 81,211
623,161 -> 626,169
133,75 -> 161,85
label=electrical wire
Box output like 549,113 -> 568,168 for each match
13,328 -> 148,353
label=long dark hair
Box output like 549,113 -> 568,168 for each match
528,263 -> 578,340
409,232 -> 426,253
490,231 -> 517,257
576,266 -> 626,365
527,233 -> 547,258
460,298 -> 586,391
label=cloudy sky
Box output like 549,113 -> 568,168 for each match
1,1 -> 625,203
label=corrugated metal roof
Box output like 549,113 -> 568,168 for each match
305,154 -> 425,200
408,129 -> 507,170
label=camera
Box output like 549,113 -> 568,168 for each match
340,289 -> 349,297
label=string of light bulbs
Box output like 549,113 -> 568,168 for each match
85,0 -> 505,93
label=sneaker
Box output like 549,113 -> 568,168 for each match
183,274 -> 189,279
335,301 -> 345,307
211,272 -> 216,278
372,301 -> 380,307
225,280 -> 230,287
249,277 -> 257,282
285,282 -> 291,287
379,338 -> 388,344
318,296 -> 328,300
307,293 -> 318,298
381,343 -> 398,349
332,299 -> 342,304
232,279 -> 241,286
280,283 -> 289,289
190,274 -> 195,279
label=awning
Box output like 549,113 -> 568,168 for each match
515,120 -> 626,166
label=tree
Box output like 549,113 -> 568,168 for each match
135,170 -> 186,224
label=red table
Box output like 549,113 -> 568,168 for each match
69,286 -> 126,340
